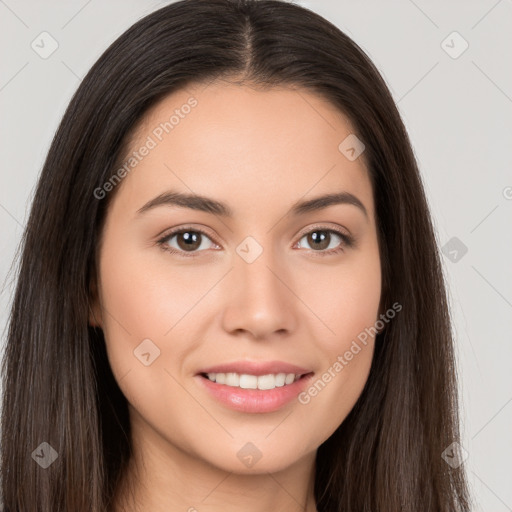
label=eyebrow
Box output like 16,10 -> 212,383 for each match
137,190 -> 368,219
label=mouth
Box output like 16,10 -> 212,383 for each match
195,362 -> 314,413
199,371 -> 310,390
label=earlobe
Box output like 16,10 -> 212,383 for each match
88,302 -> 103,328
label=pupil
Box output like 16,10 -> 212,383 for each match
309,231 -> 329,250
183,232 -> 197,244
179,231 -> 201,251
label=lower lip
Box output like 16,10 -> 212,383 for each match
196,373 -> 314,413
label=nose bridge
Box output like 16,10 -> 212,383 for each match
221,234 -> 297,337
236,233 -> 287,305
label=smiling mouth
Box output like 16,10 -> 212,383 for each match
200,372 -> 312,390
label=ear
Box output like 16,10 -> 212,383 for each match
88,272 -> 103,328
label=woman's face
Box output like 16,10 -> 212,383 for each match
91,82 -> 382,474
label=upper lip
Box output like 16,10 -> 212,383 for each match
198,360 -> 312,377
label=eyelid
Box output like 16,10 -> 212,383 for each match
156,223 -> 354,257
295,222 -> 351,240
156,224 -> 220,256
293,223 -> 355,256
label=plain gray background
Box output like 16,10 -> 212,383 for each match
1,0 -> 511,510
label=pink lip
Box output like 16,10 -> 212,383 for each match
195,361 -> 314,413
197,360 -> 311,376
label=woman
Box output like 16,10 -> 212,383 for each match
0,0 -> 472,510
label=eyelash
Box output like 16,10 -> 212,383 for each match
156,225 -> 355,259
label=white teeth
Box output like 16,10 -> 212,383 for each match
225,372 -> 239,386
205,372 -> 301,390
274,373 -> 286,387
257,374 -> 276,390
284,373 -> 295,385
239,374 -> 258,389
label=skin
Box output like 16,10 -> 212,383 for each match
90,81 -> 382,512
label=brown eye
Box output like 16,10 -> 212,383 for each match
298,229 -> 345,253
159,228 -> 217,257
306,230 -> 331,250
175,231 -> 202,251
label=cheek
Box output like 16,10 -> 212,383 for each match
98,238 -> 208,341
96,240 -> 189,388
96,231 -> 230,402
303,243 -> 382,351
294,245 -> 381,436
96,244 -> 204,429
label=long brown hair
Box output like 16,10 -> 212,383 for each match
1,0 -> 472,510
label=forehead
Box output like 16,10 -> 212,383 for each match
111,82 -> 374,222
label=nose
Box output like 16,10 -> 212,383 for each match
220,245 -> 298,340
